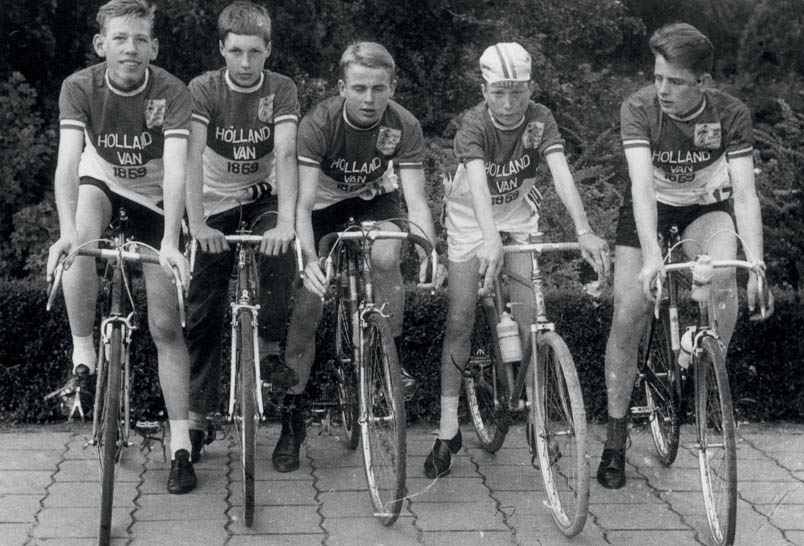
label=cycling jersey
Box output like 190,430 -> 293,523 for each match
188,69 -> 300,216
621,86 -> 753,207
297,96 -> 425,210
58,63 -> 192,214
445,101 -> 564,262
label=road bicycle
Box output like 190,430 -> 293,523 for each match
189,223 -> 303,527
46,208 -> 184,546
464,232 -> 590,537
320,219 -> 437,526
632,225 -> 768,546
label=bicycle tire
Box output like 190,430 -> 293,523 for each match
640,308 -> 681,465
335,297 -> 360,450
359,311 -> 406,526
237,310 -> 258,527
464,302 -> 509,452
98,324 -> 123,546
532,331 -> 589,537
695,336 -> 737,546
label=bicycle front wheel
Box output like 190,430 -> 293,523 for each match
335,297 -> 360,450
98,325 -> 123,546
532,331 -> 589,537
236,310 -> 258,527
359,311 -> 406,526
464,302 -> 509,452
640,309 -> 681,465
695,336 -> 737,546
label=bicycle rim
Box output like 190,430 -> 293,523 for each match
236,310 -> 258,527
98,326 -> 123,546
359,312 -> 406,526
641,311 -> 681,465
695,337 -> 737,545
464,303 -> 508,452
336,298 -> 360,450
532,331 -> 589,537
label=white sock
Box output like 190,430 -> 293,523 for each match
72,335 -> 96,374
169,420 -> 191,460
438,396 -> 460,440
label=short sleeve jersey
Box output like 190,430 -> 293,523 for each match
621,86 -> 753,206
297,96 -> 425,210
58,63 -> 192,212
188,69 -> 300,216
450,101 -> 564,223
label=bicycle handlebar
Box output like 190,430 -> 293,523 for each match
501,241 -> 580,255
653,257 -> 767,319
317,229 -> 439,290
189,236 -> 305,277
46,246 -> 186,327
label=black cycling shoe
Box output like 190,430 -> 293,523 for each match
189,422 -> 216,464
167,449 -> 197,494
400,367 -> 417,401
272,397 -> 306,473
596,447 -> 627,489
46,364 -> 93,420
261,354 -> 300,390
424,430 -> 462,479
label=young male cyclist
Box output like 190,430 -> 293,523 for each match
45,0 -> 196,494
184,1 -> 299,463
598,23 -> 773,489
276,42 -> 437,473
427,42 -> 609,478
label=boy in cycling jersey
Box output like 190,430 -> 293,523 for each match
184,1 -> 299,463
427,42 -> 609,478
276,42 -> 437,473
598,23 -> 772,490
46,0 -> 196,494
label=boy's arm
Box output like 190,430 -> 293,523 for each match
46,128 -> 85,281
398,167 -> 438,284
295,163 -> 326,297
729,155 -> 771,316
186,121 -> 228,254
625,146 -> 663,298
464,158 -> 503,288
545,152 -> 609,276
260,121 -> 298,256
160,137 -> 190,288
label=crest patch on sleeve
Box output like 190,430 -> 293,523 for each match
376,126 -> 402,155
144,99 -> 166,129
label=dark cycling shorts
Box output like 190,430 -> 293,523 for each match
615,194 -> 734,248
311,191 -> 403,248
80,176 -> 169,250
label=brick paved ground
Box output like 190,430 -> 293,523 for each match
1,422 -> 802,545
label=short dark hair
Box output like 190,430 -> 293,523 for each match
218,1 -> 271,44
340,42 -> 396,81
96,0 -> 156,36
649,23 -> 714,75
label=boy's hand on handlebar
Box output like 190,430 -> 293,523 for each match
747,272 -> 774,321
194,223 -> 229,254
638,255 -> 665,302
578,232 -> 610,278
46,235 -> 77,283
477,236 -> 503,291
260,222 -> 294,256
301,259 -> 328,299
159,244 -> 190,291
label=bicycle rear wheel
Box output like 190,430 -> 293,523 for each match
695,336 -> 737,546
335,297 -> 360,450
359,311 -> 406,526
532,331 -> 589,537
464,302 -> 509,452
98,324 -> 123,546
639,309 -> 681,465
236,310 -> 258,527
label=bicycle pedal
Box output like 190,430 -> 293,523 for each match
134,420 -> 163,436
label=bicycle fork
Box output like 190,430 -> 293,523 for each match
228,303 -> 263,419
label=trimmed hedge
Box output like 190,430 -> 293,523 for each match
1,280 -> 801,424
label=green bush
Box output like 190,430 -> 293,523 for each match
4,279 -> 800,425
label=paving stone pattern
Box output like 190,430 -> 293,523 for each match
0,423 -> 802,545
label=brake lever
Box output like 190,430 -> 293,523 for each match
46,263 -> 65,312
